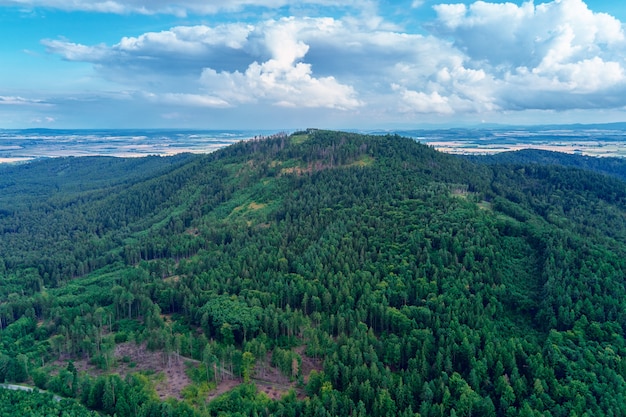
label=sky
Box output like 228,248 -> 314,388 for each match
0,0 -> 625,129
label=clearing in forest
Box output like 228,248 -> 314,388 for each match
58,342 -> 322,403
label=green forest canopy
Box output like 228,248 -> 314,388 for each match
1,130 -> 625,416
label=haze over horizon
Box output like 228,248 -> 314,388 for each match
1,0 -> 626,130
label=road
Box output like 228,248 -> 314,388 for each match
0,383 -> 63,401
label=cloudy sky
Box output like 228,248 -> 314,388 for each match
1,0 -> 625,129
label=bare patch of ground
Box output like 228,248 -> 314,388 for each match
206,378 -> 240,402
185,227 -> 200,236
55,342 -> 323,404
280,155 -> 374,176
248,202 -> 267,210
115,343 -> 192,400
162,275 -> 180,283
56,343 -> 192,400
294,345 -> 323,384
255,379 -> 296,401
252,346 -> 323,401
205,345 -> 323,403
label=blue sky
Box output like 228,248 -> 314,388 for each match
1,0 -> 625,129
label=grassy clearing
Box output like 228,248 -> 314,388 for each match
289,134 -> 309,145
478,201 -> 492,210
346,154 -> 375,168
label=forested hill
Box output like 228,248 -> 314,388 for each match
1,130 -> 626,417
466,148 -> 626,182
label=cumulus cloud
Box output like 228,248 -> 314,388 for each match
428,0 -> 626,113
199,17 -> 361,109
44,17 -> 363,110
393,85 -> 454,114
37,0 -> 626,122
433,0 -> 623,66
200,60 -> 361,109
43,24 -> 253,74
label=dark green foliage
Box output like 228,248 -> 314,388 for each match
1,130 -> 626,416
206,383 -> 270,416
467,148 -> 626,182
199,296 -> 262,343
0,387 -> 97,416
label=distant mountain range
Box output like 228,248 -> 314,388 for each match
372,121 -> 626,133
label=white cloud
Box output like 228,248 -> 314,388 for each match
31,116 -> 56,123
44,17 -> 362,110
199,18 -> 361,109
1,0 -> 369,15
34,0 -> 626,124
433,3 -> 469,29
0,95 -> 48,105
200,62 -> 361,109
392,59 -> 498,116
117,24 -> 252,54
43,24 -> 252,70
429,0 -> 626,113
42,39 -> 110,61
157,93 -> 231,108
393,85 -> 454,114
433,0 -> 624,66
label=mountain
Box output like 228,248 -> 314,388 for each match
1,130 -> 625,417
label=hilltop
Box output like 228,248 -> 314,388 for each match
1,130 -> 625,416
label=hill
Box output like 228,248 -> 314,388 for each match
1,130 -> 626,416
466,148 -> 626,182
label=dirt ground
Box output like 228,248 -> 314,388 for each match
114,342 -> 192,400
247,345 -> 323,401
295,345 -> 323,384
59,342 -> 323,403
57,342 -> 192,400
206,378 -> 240,402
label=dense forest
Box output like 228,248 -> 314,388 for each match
1,130 -> 626,416
466,148 -> 626,182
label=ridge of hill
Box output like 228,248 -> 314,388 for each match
1,130 -> 625,416
466,148 -> 626,182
